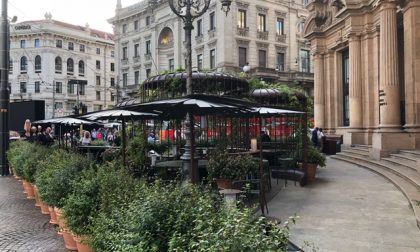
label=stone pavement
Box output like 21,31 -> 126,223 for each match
0,176 -> 67,252
268,157 -> 420,252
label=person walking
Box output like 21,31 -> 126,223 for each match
317,128 -> 325,151
311,127 -> 319,147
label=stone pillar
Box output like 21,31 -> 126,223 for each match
313,53 -> 325,128
403,0 -> 420,133
378,1 -> 401,130
371,0 -> 415,159
349,34 -> 363,128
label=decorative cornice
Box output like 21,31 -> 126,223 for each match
236,1 -> 249,9
275,46 -> 287,52
256,6 -> 268,14
275,11 -> 287,18
256,42 -> 269,49
236,39 -> 250,46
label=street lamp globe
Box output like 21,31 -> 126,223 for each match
243,62 -> 251,73
220,0 -> 232,15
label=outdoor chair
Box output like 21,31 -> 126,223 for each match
270,157 -> 305,187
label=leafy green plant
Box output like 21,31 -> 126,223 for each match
21,144 -> 49,183
295,144 -> 326,167
7,141 -> 32,177
35,150 -> 92,208
91,140 -> 107,146
207,152 -> 258,181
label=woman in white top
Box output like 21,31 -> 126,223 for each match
80,131 -> 91,146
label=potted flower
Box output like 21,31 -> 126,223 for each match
295,144 -> 326,182
207,152 -> 258,189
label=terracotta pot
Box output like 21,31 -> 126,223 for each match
22,180 -> 28,194
74,235 -> 94,252
33,185 -> 41,207
55,207 -> 67,231
298,163 -> 318,182
48,206 -> 59,225
23,181 -> 35,199
39,199 -> 50,215
61,229 -> 78,251
216,178 -> 233,189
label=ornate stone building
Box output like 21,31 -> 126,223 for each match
305,0 -> 420,158
108,0 -> 313,99
9,14 -> 116,118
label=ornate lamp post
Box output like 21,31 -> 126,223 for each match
168,0 -> 231,183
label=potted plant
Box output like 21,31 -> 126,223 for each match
207,152 -> 258,189
295,144 -> 326,182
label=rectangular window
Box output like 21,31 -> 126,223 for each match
169,59 -> 175,71
342,49 -> 349,126
258,50 -> 267,68
122,47 -> 128,60
110,63 -> 115,72
111,94 -> 115,102
96,48 -> 100,54
55,102 -> 63,109
209,12 -> 216,30
68,42 -> 74,50
300,49 -> 310,73
197,54 -> 203,70
210,49 -> 216,69
96,60 -> 101,70
111,50 -> 115,57
277,53 -> 285,71
20,40 -> 26,48
134,20 -> 139,30
276,18 -> 284,35
34,39 -> 40,48
146,16 -> 151,26
303,0 -> 309,5
258,14 -> 266,32
55,82 -> 62,94
122,24 -> 127,34
96,76 -> 101,86
123,73 -> 128,87
67,82 -> 74,94
79,84 -> 85,95
135,71 -> 140,85
110,77 -> 115,87
20,82 -> 26,93
96,91 -> 101,101
239,47 -> 247,67
146,69 -> 151,78
238,10 -> 247,28
80,44 -> 85,52
34,81 -> 40,93
56,40 -> 62,48
146,40 -> 151,55
197,19 -> 203,36
134,44 -> 140,57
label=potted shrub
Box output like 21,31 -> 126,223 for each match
207,152 -> 258,189
295,144 -> 326,182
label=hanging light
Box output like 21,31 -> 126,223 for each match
220,0 -> 232,15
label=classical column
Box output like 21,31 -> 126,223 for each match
379,1 -> 401,130
349,34 -> 363,128
403,0 -> 420,131
313,53 -> 325,128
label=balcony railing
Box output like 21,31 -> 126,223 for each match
276,34 -> 287,43
237,27 -> 249,37
257,31 -> 269,40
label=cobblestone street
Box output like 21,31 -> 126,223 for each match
0,176 -> 67,252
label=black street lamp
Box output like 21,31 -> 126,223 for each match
0,0 -> 10,176
168,0 -> 232,183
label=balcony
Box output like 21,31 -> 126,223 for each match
276,34 -> 287,43
257,31 -> 269,40
121,59 -> 129,65
208,29 -> 216,39
195,35 -> 203,44
144,54 -> 152,62
236,27 -> 249,37
133,56 -> 141,63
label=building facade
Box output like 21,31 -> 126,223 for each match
9,14 -> 116,119
305,0 -> 420,158
108,0 -> 313,99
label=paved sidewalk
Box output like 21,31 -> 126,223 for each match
268,157 -> 420,252
0,176 -> 66,252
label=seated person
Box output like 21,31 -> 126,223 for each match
261,130 -> 271,142
80,131 -> 91,146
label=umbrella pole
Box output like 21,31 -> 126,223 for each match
122,116 -> 126,168
259,116 -> 268,216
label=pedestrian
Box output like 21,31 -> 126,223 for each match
80,131 -> 91,146
261,130 -> 271,142
317,128 -> 325,151
311,127 -> 319,147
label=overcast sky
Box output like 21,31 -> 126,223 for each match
8,0 -> 140,33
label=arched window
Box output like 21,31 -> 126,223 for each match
67,58 -> 74,74
20,56 -> 28,72
298,21 -> 305,33
35,55 -> 42,73
78,60 -> 85,76
55,57 -> 62,73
